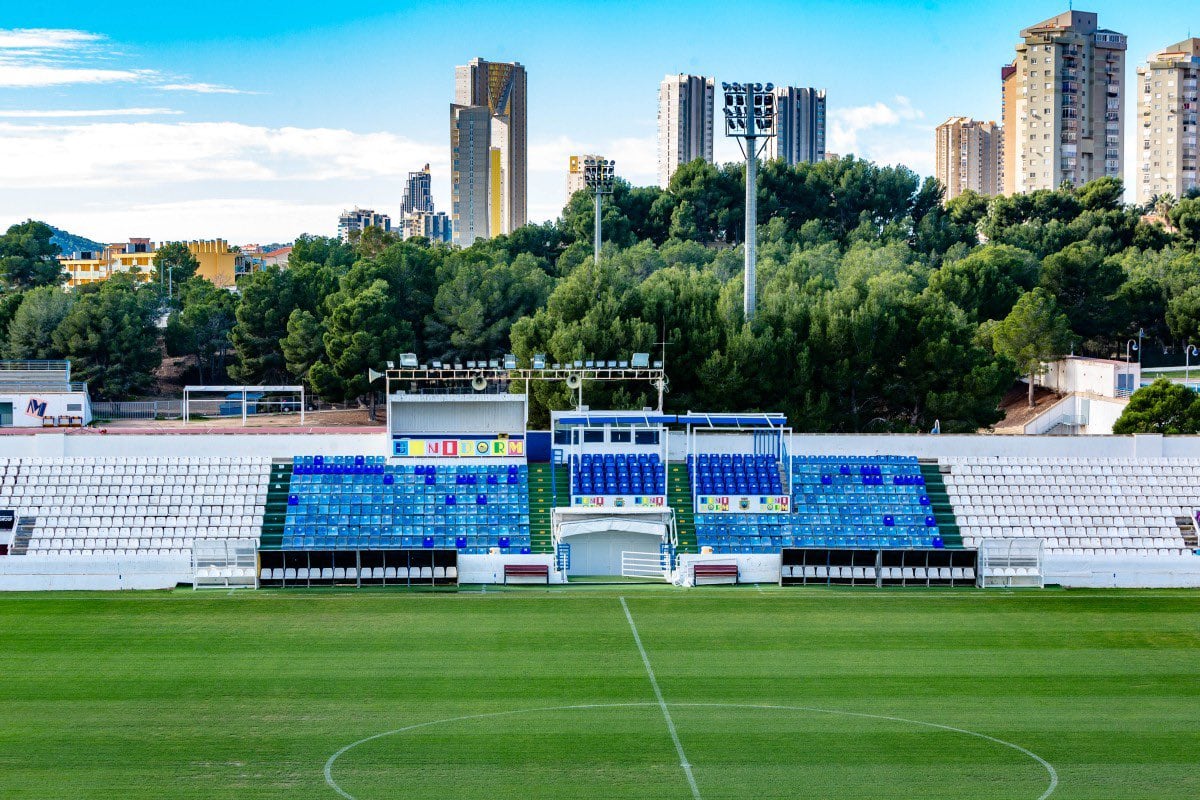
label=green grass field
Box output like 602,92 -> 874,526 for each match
1,585 -> 1198,799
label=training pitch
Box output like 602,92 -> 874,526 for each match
0,585 -> 1197,799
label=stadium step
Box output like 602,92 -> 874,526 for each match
527,463 -> 569,554
8,516 -> 36,555
920,462 -> 963,548
667,463 -> 697,554
1175,516 -> 1199,549
259,459 -> 294,551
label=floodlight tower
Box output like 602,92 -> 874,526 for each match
583,156 -> 616,264
722,82 -> 776,320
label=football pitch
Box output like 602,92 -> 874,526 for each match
1,585 -> 1197,799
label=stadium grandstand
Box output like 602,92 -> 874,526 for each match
0,359 -> 1199,590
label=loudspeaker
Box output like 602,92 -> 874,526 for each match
565,373 -> 582,389
471,375 -> 488,391
367,368 -> 384,383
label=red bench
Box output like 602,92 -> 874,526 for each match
504,563 -> 550,584
693,563 -> 739,585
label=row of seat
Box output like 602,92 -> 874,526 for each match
260,566 -> 456,580
4,476 -> 267,488
961,539 -> 1192,557
689,453 -> 784,496
573,452 -> 666,496
26,532 -> 255,546
24,548 -> 190,557
0,456 -> 270,467
783,565 -> 974,580
944,457 -> 1200,467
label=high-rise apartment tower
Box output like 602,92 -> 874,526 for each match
657,74 -> 714,188
402,164 -> 434,214
1007,10 -> 1126,194
1136,38 -> 1200,203
935,117 -> 1004,199
764,87 -> 826,165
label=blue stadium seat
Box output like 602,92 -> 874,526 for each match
572,452 -> 666,495
688,452 -> 784,496
692,454 -> 940,554
282,457 -> 531,554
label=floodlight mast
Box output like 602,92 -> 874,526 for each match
723,82 -> 776,321
583,157 -> 615,265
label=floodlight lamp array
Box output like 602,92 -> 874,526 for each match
583,157 -> 616,194
722,82 -> 777,138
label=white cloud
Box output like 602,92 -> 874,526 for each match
0,65 -> 152,88
0,121 -> 446,189
0,28 -> 253,94
827,95 -> 931,175
525,133 -> 658,219
157,82 -> 254,95
0,28 -> 102,50
0,107 -> 180,118
43,198 -> 348,243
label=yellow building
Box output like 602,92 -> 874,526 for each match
58,238 -> 252,290
184,239 -> 245,287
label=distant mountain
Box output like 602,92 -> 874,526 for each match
49,226 -> 105,257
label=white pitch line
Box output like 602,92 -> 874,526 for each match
620,596 -> 703,800
323,703 -> 657,799
323,701 -> 1058,800
675,703 -> 1059,800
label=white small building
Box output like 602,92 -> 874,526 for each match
0,361 -> 92,429
1028,356 -> 1138,435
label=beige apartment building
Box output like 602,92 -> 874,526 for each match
1001,63 -> 1018,194
1136,38 -> 1200,204
935,117 -> 1003,199
1004,10 -> 1126,194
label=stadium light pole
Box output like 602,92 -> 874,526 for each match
583,157 -> 615,264
1187,343 -> 1199,386
723,82 -> 776,321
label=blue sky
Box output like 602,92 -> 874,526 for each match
0,1 -> 1197,243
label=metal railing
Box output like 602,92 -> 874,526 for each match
91,401 -> 183,420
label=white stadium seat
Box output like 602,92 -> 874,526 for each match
0,456 -> 272,562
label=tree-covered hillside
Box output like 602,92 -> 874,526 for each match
3,157 -> 1199,430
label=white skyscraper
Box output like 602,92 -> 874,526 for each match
657,74 -> 714,188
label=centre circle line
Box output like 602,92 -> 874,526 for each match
674,703 -> 1058,800
324,702 -> 1059,800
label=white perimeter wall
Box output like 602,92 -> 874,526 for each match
4,430 -> 1200,462
0,432 -> 390,458
671,432 -> 1200,460
457,553 -> 565,584
0,554 -> 189,591
676,553 -> 781,586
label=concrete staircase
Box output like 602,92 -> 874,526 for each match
258,459 -> 293,551
667,463 -> 697,554
920,460 -> 963,548
528,463 -> 568,554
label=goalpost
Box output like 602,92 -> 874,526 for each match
182,385 -> 305,426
